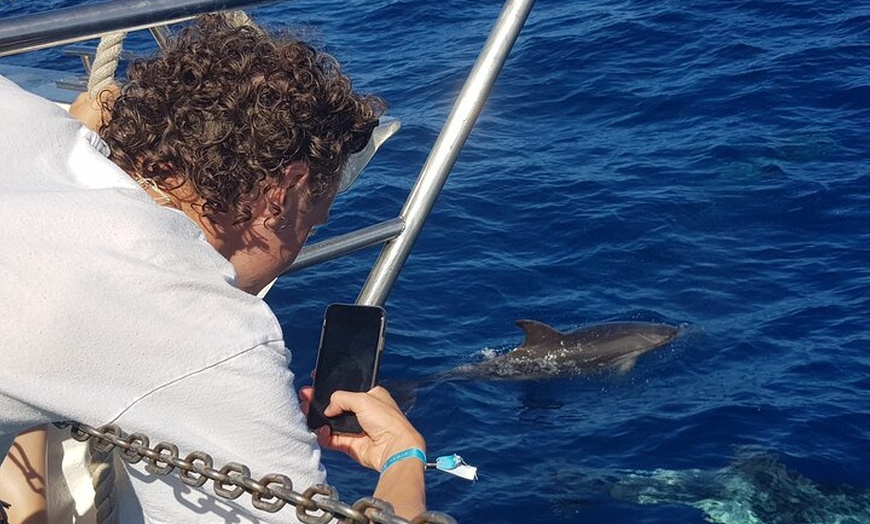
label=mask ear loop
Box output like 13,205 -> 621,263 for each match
263,193 -> 293,234
132,175 -> 172,206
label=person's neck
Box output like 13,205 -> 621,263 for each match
170,200 -> 270,295
133,174 -> 258,293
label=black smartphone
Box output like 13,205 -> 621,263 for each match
307,303 -> 386,434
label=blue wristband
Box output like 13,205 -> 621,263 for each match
381,447 -> 426,474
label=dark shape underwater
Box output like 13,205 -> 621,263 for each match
555,451 -> 870,524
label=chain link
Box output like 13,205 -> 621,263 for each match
57,421 -> 456,524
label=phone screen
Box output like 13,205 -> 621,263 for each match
307,303 -> 386,433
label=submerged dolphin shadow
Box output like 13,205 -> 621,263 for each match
552,450 -> 870,524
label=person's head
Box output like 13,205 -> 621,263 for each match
101,14 -> 385,293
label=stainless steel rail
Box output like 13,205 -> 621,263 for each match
0,0 -> 268,57
357,0 -> 536,306
285,218 -> 406,273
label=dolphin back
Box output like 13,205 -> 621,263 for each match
448,320 -> 680,380
515,319 -> 565,350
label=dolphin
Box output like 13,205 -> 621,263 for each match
556,451 -> 870,524
443,320 -> 679,380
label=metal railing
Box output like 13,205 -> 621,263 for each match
286,218 -> 406,273
0,0 -> 268,57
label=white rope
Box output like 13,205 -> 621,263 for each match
85,35 -> 128,524
88,449 -> 117,524
85,39 -> 127,523
85,27 -> 125,524
87,31 -> 126,100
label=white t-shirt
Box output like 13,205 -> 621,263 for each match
0,76 -> 326,523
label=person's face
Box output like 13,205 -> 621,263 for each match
271,182 -> 337,272
223,163 -> 337,295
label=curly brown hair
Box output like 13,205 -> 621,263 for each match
101,14 -> 385,224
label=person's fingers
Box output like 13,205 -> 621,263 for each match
314,426 -> 333,448
313,388 -> 424,472
299,386 -> 313,403
324,387 -> 399,418
316,426 -> 367,463
298,387 -> 313,416
323,390 -> 364,417
366,386 -> 401,409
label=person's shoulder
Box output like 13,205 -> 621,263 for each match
0,76 -> 98,191
0,74 -> 74,126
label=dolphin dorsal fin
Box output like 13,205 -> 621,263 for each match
515,319 -> 563,350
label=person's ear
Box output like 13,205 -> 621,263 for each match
266,162 -> 310,215
283,162 -> 310,191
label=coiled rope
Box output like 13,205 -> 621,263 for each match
86,30 -> 125,100
88,447 -> 117,524
85,15 -> 259,523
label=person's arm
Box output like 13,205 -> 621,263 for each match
299,386 -> 426,518
0,426 -> 49,524
68,86 -> 119,132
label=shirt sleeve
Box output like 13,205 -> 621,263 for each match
113,340 -> 326,524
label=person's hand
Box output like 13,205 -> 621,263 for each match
68,85 -> 120,131
299,386 -> 424,472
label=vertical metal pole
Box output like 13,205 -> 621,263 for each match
357,0 -> 535,307
148,25 -> 173,49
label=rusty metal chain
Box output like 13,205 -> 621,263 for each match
56,421 -> 456,524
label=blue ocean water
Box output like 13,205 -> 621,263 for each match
3,1 -> 868,522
